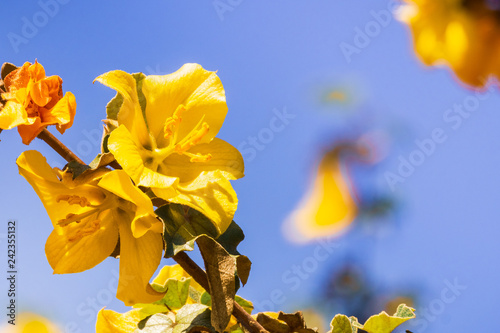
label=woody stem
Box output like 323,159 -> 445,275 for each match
37,128 -> 85,164
173,251 -> 268,333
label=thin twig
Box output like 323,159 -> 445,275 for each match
173,251 -> 268,333
37,128 -> 85,164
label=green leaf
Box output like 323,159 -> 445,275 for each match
157,204 -> 219,258
137,304 -> 214,333
106,92 -> 123,121
64,161 -> 90,179
158,279 -> 191,309
136,313 -> 174,332
174,304 -> 214,333
105,72 -> 146,121
235,295 -> 253,314
329,315 -> 352,333
88,152 -> 115,169
200,293 -> 253,315
134,304 -> 170,322
197,236 -> 236,333
348,317 -> 359,333
358,304 -> 415,333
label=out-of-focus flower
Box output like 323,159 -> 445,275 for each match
0,61 -> 76,144
17,150 -> 163,306
1,312 -> 62,333
283,143 -> 371,243
95,63 -> 244,234
400,0 -> 500,86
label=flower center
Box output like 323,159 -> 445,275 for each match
55,192 -> 118,242
150,104 -> 213,166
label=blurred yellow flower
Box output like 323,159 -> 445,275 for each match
95,64 -> 244,234
17,150 -> 163,306
0,61 -> 76,144
400,0 -> 500,86
1,312 -> 62,333
283,145 -> 360,243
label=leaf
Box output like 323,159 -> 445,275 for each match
329,315 -> 352,333
358,304 -> 415,333
200,293 -> 253,315
134,304 -> 170,322
89,152 -> 116,169
348,317 -> 359,333
158,278 -> 191,309
64,160 -> 90,179
216,221 -> 252,286
197,236 -> 236,333
136,313 -> 174,333
255,313 -> 289,333
138,304 -> 214,333
278,311 -> 318,333
106,91 -> 124,121
1,62 -> 17,80
157,204 -> 219,258
105,72 -> 147,120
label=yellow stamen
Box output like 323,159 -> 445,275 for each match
56,194 -> 91,207
164,104 -> 185,139
57,208 -> 100,226
67,219 -> 101,242
185,152 -> 213,163
175,123 -> 210,154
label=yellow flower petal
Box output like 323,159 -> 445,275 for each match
159,138 -> 244,183
108,125 -> 179,189
116,216 -> 164,306
0,101 -> 32,129
45,210 -> 119,274
98,170 -> 162,238
284,150 -> 358,243
94,70 -> 151,146
142,63 -> 227,147
154,170 -> 238,234
96,308 -> 142,333
152,264 -> 205,294
53,92 -> 77,134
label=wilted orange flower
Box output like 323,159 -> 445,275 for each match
0,61 -> 76,144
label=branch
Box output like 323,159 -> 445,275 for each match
37,128 -> 85,165
173,251 -> 268,333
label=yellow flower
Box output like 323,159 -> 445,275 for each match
283,145 -> 359,243
95,64 -> 244,234
400,0 -> 500,86
0,312 -> 62,333
96,308 -> 143,333
0,61 -> 76,144
17,150 -> 164,306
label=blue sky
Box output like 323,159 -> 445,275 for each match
1,1 -> 500,332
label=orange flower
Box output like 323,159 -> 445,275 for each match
0,61 -> 76,144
